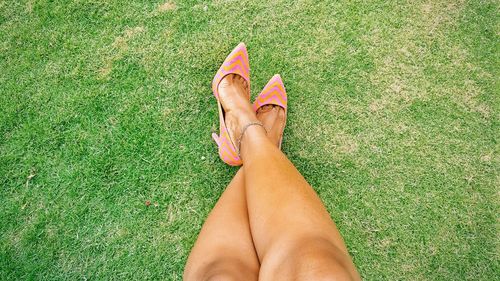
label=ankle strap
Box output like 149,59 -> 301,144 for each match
237,122 -> 266,157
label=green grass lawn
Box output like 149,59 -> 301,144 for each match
1,0 -> 498,279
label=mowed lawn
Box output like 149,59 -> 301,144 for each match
1,0 -> 498,279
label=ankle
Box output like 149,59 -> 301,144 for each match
239,124 -> 269,159
237,112 -> 259,128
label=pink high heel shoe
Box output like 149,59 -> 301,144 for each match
211,43 -> 250,166
253,74 -> 288,149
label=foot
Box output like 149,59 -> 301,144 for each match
256,105 -> 285,148
218,74 -> 260,148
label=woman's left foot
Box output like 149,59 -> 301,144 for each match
256,105 -> 285,148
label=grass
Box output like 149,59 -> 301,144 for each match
0,0 -> 498,279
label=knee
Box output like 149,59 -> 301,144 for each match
261,237 -> 360,281
294,248 -> 357,281
203,271 -> 240,281
295,259 -> 356,281
185,258 -> 257,281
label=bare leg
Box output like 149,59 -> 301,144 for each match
242,127 -> 360,280
184,74 -> 259,281
183,168 -> 259,281
218,75 -> 361,280
183,76 -> 283,281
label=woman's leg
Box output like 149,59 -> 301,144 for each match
218,74 -> 361,280
242,127 -> 360,280
183,79 -> 285,280
183,168 -> 259,281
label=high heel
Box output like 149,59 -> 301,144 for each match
211,43 -> 250,166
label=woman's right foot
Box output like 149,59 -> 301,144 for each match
218,74 -> 260,148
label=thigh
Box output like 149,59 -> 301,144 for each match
184,169 -> 260,281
